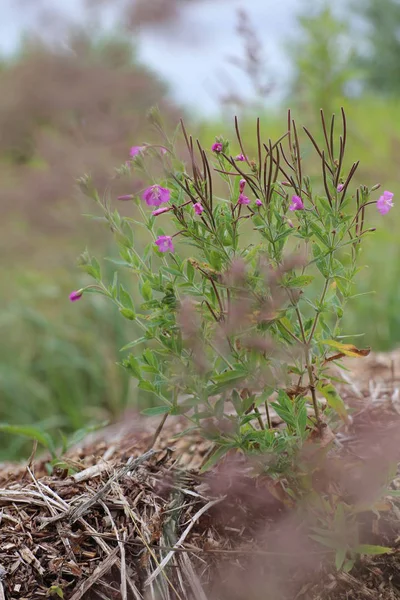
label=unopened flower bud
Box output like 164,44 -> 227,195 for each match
69,290 -> 83,302
152,207 -> 170,216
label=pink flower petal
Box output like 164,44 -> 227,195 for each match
142,185 -> 171,207
193,202 -> 204,215
377,190 -> 394,215
155,235 -> 174,253
289,195 -> 304,211
238,193 -> 250,205
212,142 -> 223,153
130,146 -> 145,157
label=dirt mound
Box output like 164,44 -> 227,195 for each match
0,353 -> 399,599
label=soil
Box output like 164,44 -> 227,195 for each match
0,351 -> 399,599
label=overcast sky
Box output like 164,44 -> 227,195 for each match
0,0 -> 310,115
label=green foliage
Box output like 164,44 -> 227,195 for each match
76,109 -> 383,468
353,0 -> 400,94
309,499 -> 393,573
288,3 -> 357,116
0,269 -> 131,461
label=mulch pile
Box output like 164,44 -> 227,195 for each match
0,352 -> 399,599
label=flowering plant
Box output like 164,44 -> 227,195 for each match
75,109 -> 392,475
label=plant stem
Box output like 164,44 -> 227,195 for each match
146,412 -> 169,451
295,306 -> 321,427
307,277 -> 330,345
305,349 -> 320,426
208,341 -> 234,370
265,401 -> 272,429
279,319 -> 303,345
254,407 -> 265,430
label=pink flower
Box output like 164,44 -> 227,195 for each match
235,153 -> 246,161
155,235 -> 174,253
193,202 -> 204,215
337,184 -> 345,192
69,290 -> 83,302
239,179 -> 246,193
130,146 -> 145,157
289,195 -> 304,211
160,147 -> 168,155
152,207 -> 170,216
377,190 -> 394,215
118,194 -> 134,201
142,185 -> 171,206
255,198 -> 262,206
238,193 -> 250,205
212,142 -> 223,153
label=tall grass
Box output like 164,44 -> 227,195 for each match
0,259 -> 133,461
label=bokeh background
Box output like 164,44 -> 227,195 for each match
1,0 -> 399,460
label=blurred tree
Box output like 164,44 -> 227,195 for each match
0,30 -> 177,256
352,0 -> 400,94
288,3 -> 356,117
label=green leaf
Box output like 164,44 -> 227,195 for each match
231,390 -> 243,415
138,380 -> 156,392
335,547 -> 347,571
163,267 -> 183,277
0,423 -> 56,457
142,349 -> 157,367
309,534 -> 340,550
104,257 -> 132,268
334,503 -> 346,530
186,259 -> 195,282
309,222 -> 330,248
208,367 -> 248,395
119,285 -> 135,312
317,382 -> 349,424
123,354 -> 142,379
296,403 -> 308,439
67,422 -> 109,449
141,279 -> 153,301
141,406 -> 170,416
284,275 -> 315,288
48,585 -> 64,598
271,404 -> 296,428
119,308 -> 136,320
312,243 -> 329,277
354,544 -> 392,556
342,559 -> 355,573
120,337 -> 147,351
199,445 -> 231,473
